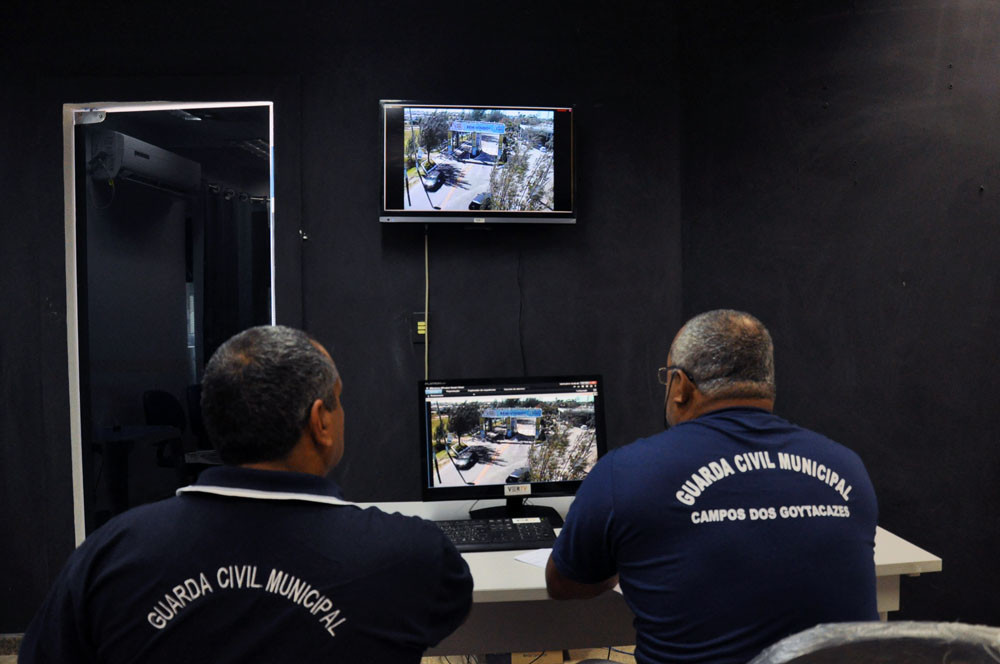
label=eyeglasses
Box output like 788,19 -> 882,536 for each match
658,365 -> 696,386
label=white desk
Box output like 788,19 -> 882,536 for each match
360,498 -> 941,655
873,526 -> 943,620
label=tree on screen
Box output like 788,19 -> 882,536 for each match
448,402 -> 481,446
489,135 -> 553,212
522,149 -> 553,211
563,429 -> 596,480
420,111 -> 450,163
433,416 -> 447,452
529,425 -> 570,481
405,133 -> 419,170
490,139 -> 529,209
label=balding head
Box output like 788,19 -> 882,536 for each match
669,310 -> 776,401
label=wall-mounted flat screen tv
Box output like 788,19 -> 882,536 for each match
380,101 -> 575,224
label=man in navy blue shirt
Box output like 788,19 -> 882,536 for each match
21,325 -> 473,663
547,310 -> 877,664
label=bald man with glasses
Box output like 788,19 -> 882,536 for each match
546,310 -> 878,664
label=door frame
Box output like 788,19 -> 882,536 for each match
62,100 -> 275,544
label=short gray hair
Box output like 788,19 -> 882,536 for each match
670,310 -> 775,400
201,325 -> 339,465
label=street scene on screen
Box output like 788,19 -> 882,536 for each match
402,107 -> 555,213
427,393 -> 597,488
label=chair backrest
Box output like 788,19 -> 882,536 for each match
749,621 -> 1000,664
185,383 -> 212,449
142,389 -> 186,433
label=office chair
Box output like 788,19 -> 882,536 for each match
749,621 -> 1000,664
143,389 -> 186,430
142,389 -> 187,473
185,383 -> 212,450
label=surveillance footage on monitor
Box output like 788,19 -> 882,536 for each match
419,376 -> 606,505
380,102 -> 576,224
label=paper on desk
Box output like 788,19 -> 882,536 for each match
515,549 -> 625,596
514,548 -> 552,568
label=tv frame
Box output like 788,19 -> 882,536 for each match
418,375 -> 606,523
380,101 -> 576,225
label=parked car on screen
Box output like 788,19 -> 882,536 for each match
453,445 -> 490,470
423,164 -> 444,190
469,192 -> 493,210
506,467 -> 531,483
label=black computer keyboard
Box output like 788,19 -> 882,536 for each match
435,516 -> 557,553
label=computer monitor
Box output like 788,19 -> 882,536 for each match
380,101 -> 576,224
419,375 -> 606,525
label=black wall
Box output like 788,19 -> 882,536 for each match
679,2 -> 1000,623
0,0 -> 995,632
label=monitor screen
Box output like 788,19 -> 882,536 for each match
419,375 -> 606,520
381,101 -> 576,224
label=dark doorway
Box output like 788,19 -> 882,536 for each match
68,102 -> 273,535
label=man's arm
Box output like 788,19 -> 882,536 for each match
545,451 -> 619,600
545,554 -> 618,600
422,527 -> 474,645
19,557 -> 97,664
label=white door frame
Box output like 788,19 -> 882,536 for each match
62,101 -> 275,545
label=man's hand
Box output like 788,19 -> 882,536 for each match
545,554 -> 618,600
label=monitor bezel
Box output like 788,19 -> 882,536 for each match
380,100 -> 576,225
418,374 -> 606,504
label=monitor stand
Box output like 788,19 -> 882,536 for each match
469,497 -> 564,528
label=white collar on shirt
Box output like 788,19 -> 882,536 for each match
177,484 -> 359,507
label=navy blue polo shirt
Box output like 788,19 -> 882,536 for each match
552,408 -> 878,664
20,466 -> 473,664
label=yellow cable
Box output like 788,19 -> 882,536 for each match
424,229 -> 429,380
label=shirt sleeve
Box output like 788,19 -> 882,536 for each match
19,552 -> 97,664
550,450 -> 618,584
421,529 -> 473,646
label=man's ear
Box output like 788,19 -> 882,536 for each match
308,399 -> 334,449
672,372 -> 696,405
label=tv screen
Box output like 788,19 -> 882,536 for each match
381,101 -> 575,224
419,375 -> 606,520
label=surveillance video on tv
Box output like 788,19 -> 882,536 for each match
399,106 -> 558,213
425,391 -> 599,489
